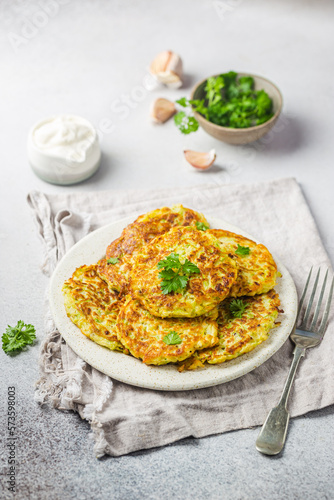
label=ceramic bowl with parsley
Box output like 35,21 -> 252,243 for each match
189,71 -> 282,145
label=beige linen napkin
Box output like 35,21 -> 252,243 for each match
27,178 -> 334,458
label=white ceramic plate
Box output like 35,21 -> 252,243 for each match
49,215 -> 298,391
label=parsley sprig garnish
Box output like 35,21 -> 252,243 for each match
107,257 -> 119,264
2,321 -> 36,355
174,71 -> 273,134
173,111 -> 199,134
229,299 -> 247,319
157,253 -> 200,295
163,331 -> 182,345
196,221 -> 209,231
235,244 -> 250,256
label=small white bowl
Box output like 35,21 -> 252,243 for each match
27,115 -> 101,185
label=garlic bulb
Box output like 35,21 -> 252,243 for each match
149,51 -> 183,88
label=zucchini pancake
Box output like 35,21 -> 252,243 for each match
98,205 -> 209,295
130,226 -> 237,318
116,297 -> 218,365
62,205 -> 282,371
63,265 -> 126,352
178,289 -> 280,371
208,229 -> 278,297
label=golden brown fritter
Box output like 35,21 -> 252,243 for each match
97,257 -> 130,295
116,297 -> 219,365
208,229 -> 278,297
178,289 -> 280,371
100,205 -> 209,294
62,265 -> 126,352
130,226 -> 237,318
106,204 -> 209,259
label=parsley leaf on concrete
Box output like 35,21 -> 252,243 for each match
176,97 -> 189,107
2,321 -> 36,355
174,111 -> 199,134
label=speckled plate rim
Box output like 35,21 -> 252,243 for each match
49,214 -> 298,392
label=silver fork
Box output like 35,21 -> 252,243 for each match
256,267 -> 334,456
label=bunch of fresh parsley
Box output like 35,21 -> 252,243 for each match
2,321 -> 36,355
157,252 -> 200,295
174,71 -> 273,133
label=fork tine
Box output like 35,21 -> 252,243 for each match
298,267 -> 313,314
300,268 -> 320,327
318,275 -> 334,336
310,269 -> 328,331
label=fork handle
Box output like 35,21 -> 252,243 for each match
256,345 -> 305,455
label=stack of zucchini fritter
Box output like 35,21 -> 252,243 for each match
63,205 -> 281,370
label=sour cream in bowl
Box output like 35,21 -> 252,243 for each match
27,114 -> 101,185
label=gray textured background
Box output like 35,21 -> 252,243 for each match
1,0 -> 334,499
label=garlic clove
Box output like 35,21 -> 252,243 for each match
149,51 -> 183,88
184,149 -> 216,170
149,51 -> 171,75
150,98 -> 177,124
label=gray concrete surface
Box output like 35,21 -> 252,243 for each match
1,1 -> 334,499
